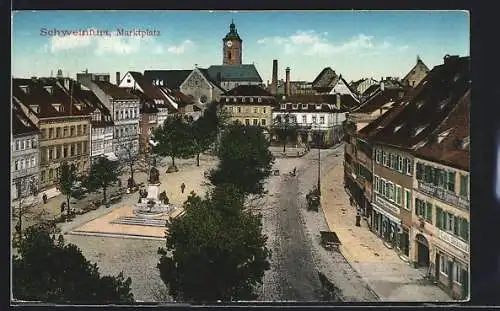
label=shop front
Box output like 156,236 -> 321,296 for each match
433,235 -> 470,299
371,200 -> 402,249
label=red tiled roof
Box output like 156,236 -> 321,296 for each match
94,81 -> 139,100
354,88 -> 405,114
12,101 -> 39,136
413,89 -> 470,171
366,56 -> 471,150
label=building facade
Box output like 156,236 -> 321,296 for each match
272,94 -> 357,148
13,78 -> 92,196
12,102 -> 40,201
220,85 -> 275,129
401,56 -> 430,88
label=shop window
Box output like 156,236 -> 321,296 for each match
439,254 -> 449,276
453,263 -> 464,284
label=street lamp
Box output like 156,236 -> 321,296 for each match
311,121 -> 321,196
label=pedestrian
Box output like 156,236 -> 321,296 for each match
61,202 -> 66,214
293,167 -> 296,176
42,193 -> 47,204
181,182 -> 186,194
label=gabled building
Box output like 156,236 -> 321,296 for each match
219,85 -> 276,129
12,77 -> 92,197
411,89 -> 470,299
353,55 -> 470,299
342,81 -> 407,225
272,94 -> 357,148
179,67 -> 226,108
12,101 -> 40,202
77,76 -> 141,159
401,56 -> 430,88
350,78 -> 379,97
206,64 -> 263,91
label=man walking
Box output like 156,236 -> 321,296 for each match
181,182 -> 186,194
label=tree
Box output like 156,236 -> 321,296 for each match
58,162 -> 78,217
208,124 -> 274,196
85,157 -> 121,206
151,115 -> 193,171
117,139 -> 140,186
272,113 -> 299,153
12,178 -> 45,246
12,225 -> 134,303
187,115 -> 216,167
157,185 -> 270,302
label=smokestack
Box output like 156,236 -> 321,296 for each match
271,59 -> 278,95
285,67 -> 291,97
116,72 -> 121,85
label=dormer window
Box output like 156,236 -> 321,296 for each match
258,98 -> 262,103
439,98 -> 450,110
250,98 -> 254,103
29,105 -> 39,113
416,100 -> 424,110
437,128 -> 453,143
44,86 -> 53,94
233,97 -> 237,102
302,104 -> 308,109
225,98 -> 229,102
414,124 -> 427,137
412,140 -> 427,150
394,124 -> 404,133
461,136 -> 470,149
292,104 -> 298,110
280,104 -> 286,110
20,85 -> 29,94
315,104 -> 322,110
52,104 -> 61,112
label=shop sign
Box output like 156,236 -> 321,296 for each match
437,229 -> 469,254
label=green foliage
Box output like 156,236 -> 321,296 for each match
151,115 -> 194,167
12,226 -> 134,304
58,162 -> 78,215
85,157 -> 121,204
157,185 -> 270,302
209,123 -> 274,195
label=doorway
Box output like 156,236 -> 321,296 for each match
415,234 -> 430,267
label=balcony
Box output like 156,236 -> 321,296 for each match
417,181 -> 469,210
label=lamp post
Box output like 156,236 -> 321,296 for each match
312,121 -> 321,196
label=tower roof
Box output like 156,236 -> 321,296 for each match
224,20 -> 242,41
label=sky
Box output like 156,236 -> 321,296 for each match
12,10 -> 470,83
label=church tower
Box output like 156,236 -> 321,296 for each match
222,20 -> 242,65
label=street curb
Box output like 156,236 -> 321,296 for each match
68,230 -> 166,241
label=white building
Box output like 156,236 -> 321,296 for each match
77,76 -> 140,159
12,102 -> 40,201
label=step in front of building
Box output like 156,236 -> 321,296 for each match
110,216 -> 167,227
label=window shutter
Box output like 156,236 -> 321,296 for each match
461,218 -> 469,241
436,207 -> 442,229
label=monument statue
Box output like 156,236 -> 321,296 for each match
149,166 -> 160,184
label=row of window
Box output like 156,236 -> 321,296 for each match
226,106 -> 268,114
114,108 -> 139,121
41,124 -> 88,140
91,112 -> 111,122
415,197 -> 469,241
13,156 -> 37,171
275,114 -> 327,125
280,103 -> 324,110
40,142 -> 88,163
374,175 -> 407,208
416,162 -> 469,197
224,97 -> 264,103
92,127 -> 112,136
356,163 -> 373,183
115,125 -> 139,138
13,138 -> 37,151
375,149 -> 413,176
243,118 -> 267,126
439,253 -> 467,285
40,161 -> 86,182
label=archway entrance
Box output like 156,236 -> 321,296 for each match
415,234 -> 430,267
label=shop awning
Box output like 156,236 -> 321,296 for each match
104,152 -> 119,161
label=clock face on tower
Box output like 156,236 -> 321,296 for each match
226,41 -> 233,47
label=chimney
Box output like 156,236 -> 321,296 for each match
285,67 -> 291,97
381,81 -> 385,91
56,69 -> 63,78
336,93 -> 341,108
116,72 -> 121,85
271,59 -> 278,95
